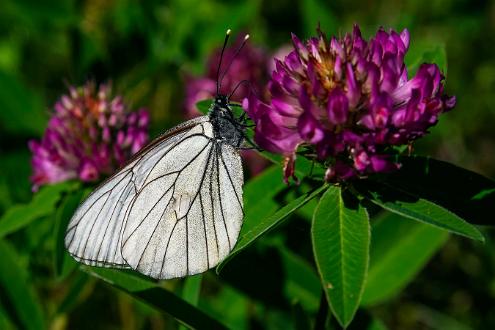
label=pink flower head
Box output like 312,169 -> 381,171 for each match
29,82 -> 149,191
244,25 -> 456,182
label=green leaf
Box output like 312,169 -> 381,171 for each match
0,182 -> 76,238
361,212 -> 449,306
242,165 -> 288,233
368,317 -> 389,330
85,268 -> 228,329
0,240 -> 45,330
0,70 -> 46,135
181,274 -> 203,305
179,274 -> 203,330
56,272 -> 91,315
359,180 -> 484,242
380,156 -> 495,226
278,245 -> 321,312
300,0 -> 339,37
198,283 -> 248,330
53,188 -> 88,278
196,99 -> 212,114
292,301 -> 312,330
406,43 -> 447,75
0,305 -> 15,330
217,184 -> 327,273
312,186 -> 370,328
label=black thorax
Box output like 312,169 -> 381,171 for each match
209,95 -> 245,148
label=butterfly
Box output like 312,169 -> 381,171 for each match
65,30 -> 251,280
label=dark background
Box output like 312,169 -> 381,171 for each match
0,0 -> 494,329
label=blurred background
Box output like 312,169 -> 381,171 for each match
0,0 -> 494,329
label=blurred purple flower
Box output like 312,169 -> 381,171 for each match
184,35 -> 269,118
29,82 -> 149,191
244,25 -> 456,183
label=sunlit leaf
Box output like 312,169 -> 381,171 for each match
312,186 -> 370,328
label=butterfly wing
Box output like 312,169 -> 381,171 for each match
120,131 -> 244,279
65,115 -> 244,279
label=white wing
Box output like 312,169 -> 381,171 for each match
65,116 -> 244,279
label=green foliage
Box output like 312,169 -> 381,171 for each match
218,184 -> 327,273
0,240 -> 45,330
0,182 -> 76,238
0,70 -> 46,135
0,0 -> 494,328
312,186 -> 370,327
361,180 -> 484,241
362,212 -> 449,306
53,188 -> 90,278
85,268 -> 227,329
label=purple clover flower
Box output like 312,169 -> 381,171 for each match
29,82 -> 149,191
244,25 -> 456,183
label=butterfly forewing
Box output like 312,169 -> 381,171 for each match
64,115 -> 244,279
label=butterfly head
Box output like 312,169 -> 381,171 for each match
214,94 -> 230,109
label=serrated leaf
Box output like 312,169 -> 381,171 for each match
0,182 -> 76,238
217,184 -> 327,273
85,268 -> 227,329
359,180 -> 484,242
361,212 -> 449,306
0,240 -> 45,330
312,186 -> 370,328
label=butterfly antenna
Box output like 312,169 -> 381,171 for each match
216,29 -> 232,95
228,79 -> 251,100
219,34 -> 250,96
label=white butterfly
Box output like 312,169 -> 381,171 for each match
65,31 -> 249,280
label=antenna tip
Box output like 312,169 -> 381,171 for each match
226,29 -> 231,35
244,34 -> 250,41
